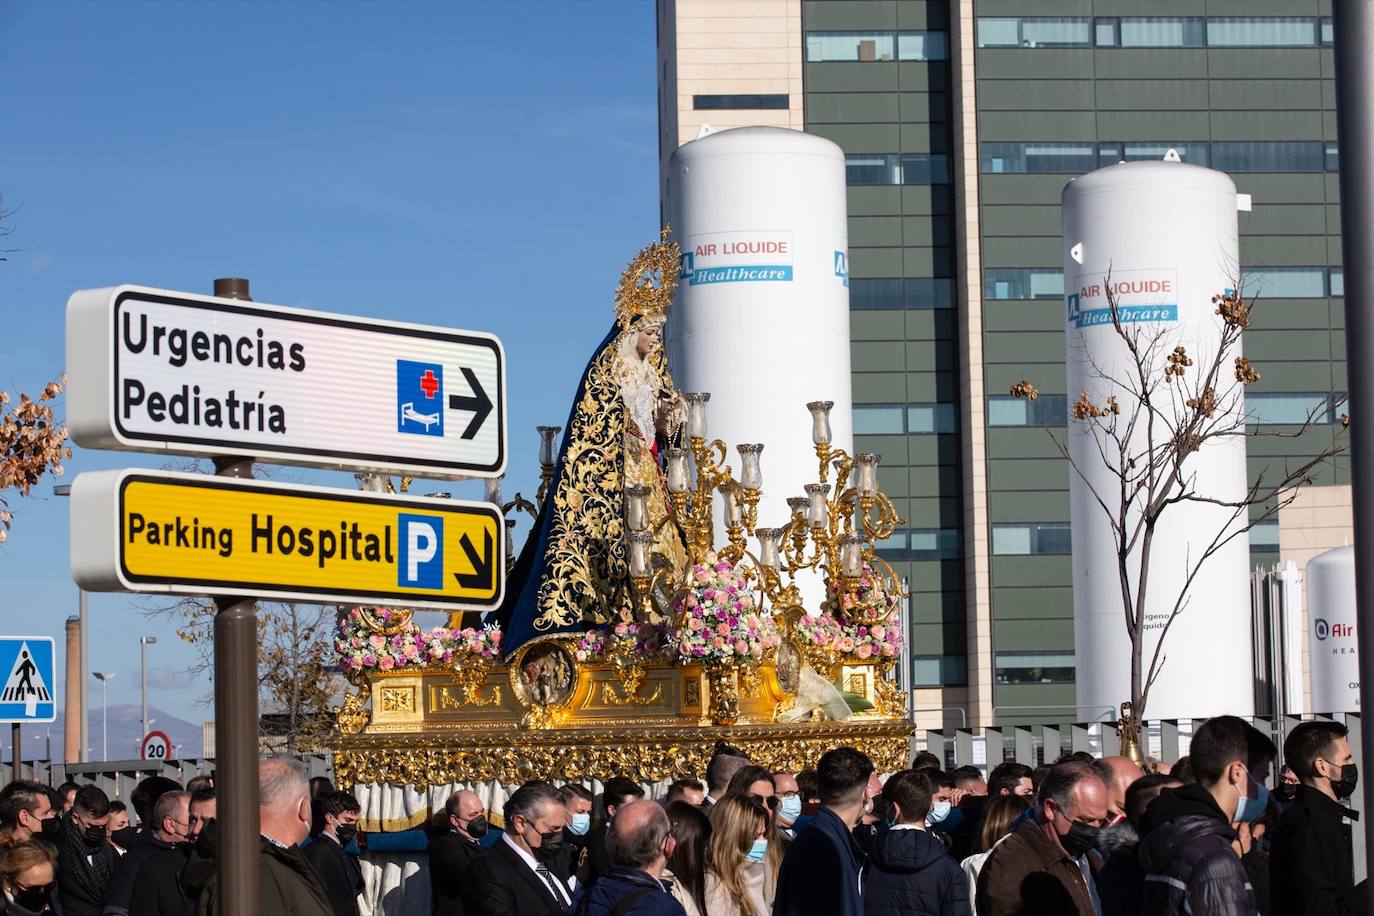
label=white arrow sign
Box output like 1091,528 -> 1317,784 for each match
67,286 -> 506,478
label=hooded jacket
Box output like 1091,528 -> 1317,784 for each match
861,826 -> 970,916
1137,783 -> 1254,916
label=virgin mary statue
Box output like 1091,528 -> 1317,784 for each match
495,229 -> 688,654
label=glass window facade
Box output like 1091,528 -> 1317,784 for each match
977,17 -> 1323,49
1246,393 -> 1345,425
804,31 -> 949,62
693,94 -> 789,110
850,277 -> 954,310
1250,518 -> 1280,550
845,153 -> 951,185
1213,141 -> 1325,172
984,268 -> 1063,300
992,522 -> 1072,556
914,655 -> 968,687
982,142 -> 1095,174
1097,142 -> 1209,168
988,394 -> 1069,427
1331,269 -> 1344,298
995,652 -> 1076,685
855,403 -> 957,434
875,528 -> 961,561
1244,266 -> 1328,298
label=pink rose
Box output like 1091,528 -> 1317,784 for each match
378,656 -> 395,670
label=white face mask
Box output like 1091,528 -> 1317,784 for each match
778,795 -> 802,823
927,802 -> 952,825
568,812 -> 591,836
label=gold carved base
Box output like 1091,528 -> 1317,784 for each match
333,717 -> 913,788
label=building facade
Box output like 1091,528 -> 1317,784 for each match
656,0 -> 1346,728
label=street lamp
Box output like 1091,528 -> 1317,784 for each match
92,672 -> 116,761
139,637 -> 157,738
52,484 -> 88,763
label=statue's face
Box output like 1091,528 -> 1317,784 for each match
636,324 -> 661,358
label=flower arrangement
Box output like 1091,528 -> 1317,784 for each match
827,564 -> 901,623
796,612 -> 903,661
673,552 -> 780,664
573,621 -> 673,663
334,608 -> 502,673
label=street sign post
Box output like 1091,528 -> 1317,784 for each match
67,285 -> 506,477
141,729 -> 173,761
70,469 -> 505,610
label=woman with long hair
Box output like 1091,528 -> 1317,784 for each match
705,794 -> 771,916
1,841 -> 58,916
662,800 -> 711,916
724,765 -> 785,900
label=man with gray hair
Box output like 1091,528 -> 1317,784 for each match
200,757 -> 332,916
462,780 -> 574,916
581,800 -> 684,915
976,761 -> 1109,916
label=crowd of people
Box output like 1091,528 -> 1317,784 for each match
0,715 -> 1365,915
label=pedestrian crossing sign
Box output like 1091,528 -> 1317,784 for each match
0,637 -> 56,723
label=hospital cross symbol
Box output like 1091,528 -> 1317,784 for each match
419,370 -> 440,398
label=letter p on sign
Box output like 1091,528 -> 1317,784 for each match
399,514 -> 443,589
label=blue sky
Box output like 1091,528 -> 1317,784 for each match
0,0 -> 660,742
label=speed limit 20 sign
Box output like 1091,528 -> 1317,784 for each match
141,729 -> 173,761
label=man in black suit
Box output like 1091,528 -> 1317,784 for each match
586,777 -> 645,883
461,781 -> 574,916
430,789 -> 488,916
301,790 -> 364,916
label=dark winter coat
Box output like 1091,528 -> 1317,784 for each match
1095,823 -> 1145,916
975,818 -> 1096,916
428,831 -> 483,916
580,866 -> 684,916
196,837 -> 332,916
1270,785 -> 1367,916
861,826 -> 970,916
773,807 -> 867,916
300,833 -> 362,916
1137,783 -> 1254,916
127,844 -> 194,916
55,819 -> 117,916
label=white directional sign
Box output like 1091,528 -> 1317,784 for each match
0,638 -> 56,724
67,286 -> 506,478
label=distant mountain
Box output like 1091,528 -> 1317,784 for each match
8,705 -> 205,763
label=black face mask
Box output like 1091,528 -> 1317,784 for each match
534,828 -> 565,861
38,817 -> 60,840
464,815 -> 488,838
110,825 -> 139,848
335,824 -> 358,846
83,824 -> 109,848
1274,782 -> 1298,803
1330,763 -> 1359,799
1060,820 -> 1100,858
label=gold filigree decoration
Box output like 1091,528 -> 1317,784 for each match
614,226 -> 680,332
332,720 -> 912,789
379,685 -> 416,714
448,650 -> 500,708
336,676 -> 371,736
600,680 -> 663,706
357,607 -> 413,635
706,667 -> 740,726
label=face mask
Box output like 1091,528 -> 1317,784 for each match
778,795 -> 802,823
1330,763 -> 1359,799
39,817 -> 60,840
1060,820 -> 1100,858
110,825 -> 139,849
568,813 -> 591,836
1274,783 -> 1298,803
83,824 -> 108,848
464,815 -> 488,838
1234,767 -> 1269,824
335,824 -> 358,846
534,827 -> 565,861
746,837 -> 768,862
927,801 -> 953,825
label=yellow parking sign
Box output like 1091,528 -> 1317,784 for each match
71,470 -> 504,611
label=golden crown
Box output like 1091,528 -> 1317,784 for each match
614,226 -> 680,331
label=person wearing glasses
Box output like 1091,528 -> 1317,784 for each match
1,841 -> 58,916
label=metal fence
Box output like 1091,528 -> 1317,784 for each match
0,754 -> 333,802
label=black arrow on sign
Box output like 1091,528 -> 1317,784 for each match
448,367 -> 494,440
454,528 -> 494,591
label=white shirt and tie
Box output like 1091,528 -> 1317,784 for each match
502,832 -> 575,908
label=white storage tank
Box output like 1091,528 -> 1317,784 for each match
1062,156 -> 1253,721
665,127 -> 853,608
1307,545 -> 1359,713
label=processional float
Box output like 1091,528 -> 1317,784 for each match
330,228 -> 913,826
